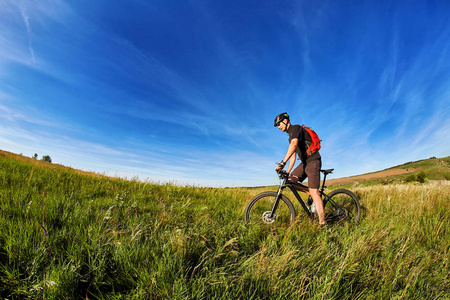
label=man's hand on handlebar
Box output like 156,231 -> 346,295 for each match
275,162 -> 289,178
276,169 -> 289,179
275,161 -> 286,171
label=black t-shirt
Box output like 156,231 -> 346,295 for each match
287,124 -> 321,163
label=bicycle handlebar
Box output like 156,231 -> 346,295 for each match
276,169 -> 289,179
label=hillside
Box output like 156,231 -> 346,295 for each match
1,150 -> 449,299
326,156 -> 450,186
0,150 -> 115,179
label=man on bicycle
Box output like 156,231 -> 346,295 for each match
274,112 -> 327,225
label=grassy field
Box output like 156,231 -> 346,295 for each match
1,150 -> 449,299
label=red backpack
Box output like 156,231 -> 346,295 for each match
302,125 -> 321,155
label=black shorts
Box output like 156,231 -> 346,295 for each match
290,159 -> 321,189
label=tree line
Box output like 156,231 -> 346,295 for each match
32,153 -> 52,163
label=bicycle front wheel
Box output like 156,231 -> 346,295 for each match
244,191 -> 296,228
323,189 -> 361,225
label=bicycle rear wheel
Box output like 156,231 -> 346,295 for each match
323,189 -> 361,225
244,191 -> 296,227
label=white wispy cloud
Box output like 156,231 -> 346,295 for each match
0,0 -> 68,64
19,4 -> 35,63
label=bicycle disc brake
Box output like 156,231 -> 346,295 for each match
327,209 -> 346,222
335,208 -> 346,219
262,211 -> 276,224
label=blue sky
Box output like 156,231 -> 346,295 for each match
1,0 -> 449,187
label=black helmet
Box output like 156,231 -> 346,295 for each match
274,112 -> 289,127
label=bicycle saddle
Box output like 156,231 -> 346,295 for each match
320,169 -> 334,175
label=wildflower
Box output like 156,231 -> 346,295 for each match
40,224 -> 48,236
45,281 -> 57,287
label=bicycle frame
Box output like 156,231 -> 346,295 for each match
269,170 -> 337,220
245,167 -> 360,226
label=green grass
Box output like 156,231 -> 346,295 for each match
1,150 -> 449,299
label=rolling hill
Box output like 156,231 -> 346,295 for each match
326,156 -> 450,186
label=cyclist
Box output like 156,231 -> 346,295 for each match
274,112 -> 327,225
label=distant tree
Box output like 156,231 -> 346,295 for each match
41,155 -> 52,163
416,171 -> 426,183
33,153 -> 38,160
405,174 -> 416,183
405,172 -> 426,183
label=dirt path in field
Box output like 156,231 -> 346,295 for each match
326,167 -> 425,186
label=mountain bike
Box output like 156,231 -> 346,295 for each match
244,168 -> 361,227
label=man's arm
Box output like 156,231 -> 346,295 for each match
276,138 -> 298,170
286,152 -> 296,173
283,138 -> 298,164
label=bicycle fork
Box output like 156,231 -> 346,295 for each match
268,188 -> 284,219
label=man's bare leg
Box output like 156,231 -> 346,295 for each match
289,175 -> 326,224
309,188 -> 326,225
288,176 -> 308,193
